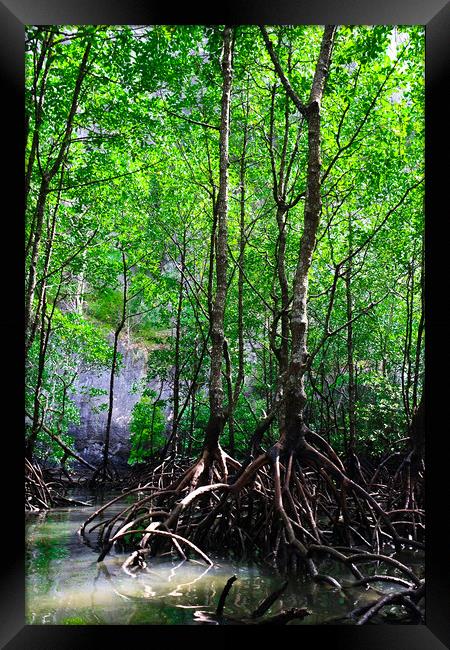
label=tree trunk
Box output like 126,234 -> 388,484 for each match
401,260 -> 414,425
25,280 -> 62,461
264,25 -> 337,458
345,213 -> 356,458
25,28 -> 55,210
267,78 -> 300,432
171,229 -> 186,455
412,234 -> 424,411
409,394 -> 424,461
26,165 -> 64,358
25,179 -> 49,351
25,39 -> 93,352
101,250 -> 128,478
275,205 -> 290,377
203,26 -> 233,457
226,99 -> 249,455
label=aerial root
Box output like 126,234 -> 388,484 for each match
26,459 -> 86,510
215,575 -> 237,616
353,582 -> 425,624
109,527 -> 214,566
80,436 -> 424,624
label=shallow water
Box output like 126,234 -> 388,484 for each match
26,492 -> 424,625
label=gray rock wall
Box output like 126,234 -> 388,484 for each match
68,337 -> 170,469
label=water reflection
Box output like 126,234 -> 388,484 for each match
26,495 -> 423,625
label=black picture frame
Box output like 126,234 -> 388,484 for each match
2,0 -> 449,647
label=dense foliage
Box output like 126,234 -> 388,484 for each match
25,25 -> 424,467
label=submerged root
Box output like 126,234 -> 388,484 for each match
194,575 -> 311,625
80,433 -> 424,624
352,582 -> 425,624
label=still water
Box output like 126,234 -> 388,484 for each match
26,493 -> 423,625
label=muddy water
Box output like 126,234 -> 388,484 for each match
26,493 -> 424,625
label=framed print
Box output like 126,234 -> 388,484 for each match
2,0 -> 449,648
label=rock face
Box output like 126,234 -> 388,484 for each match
68,337 -> 168,469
